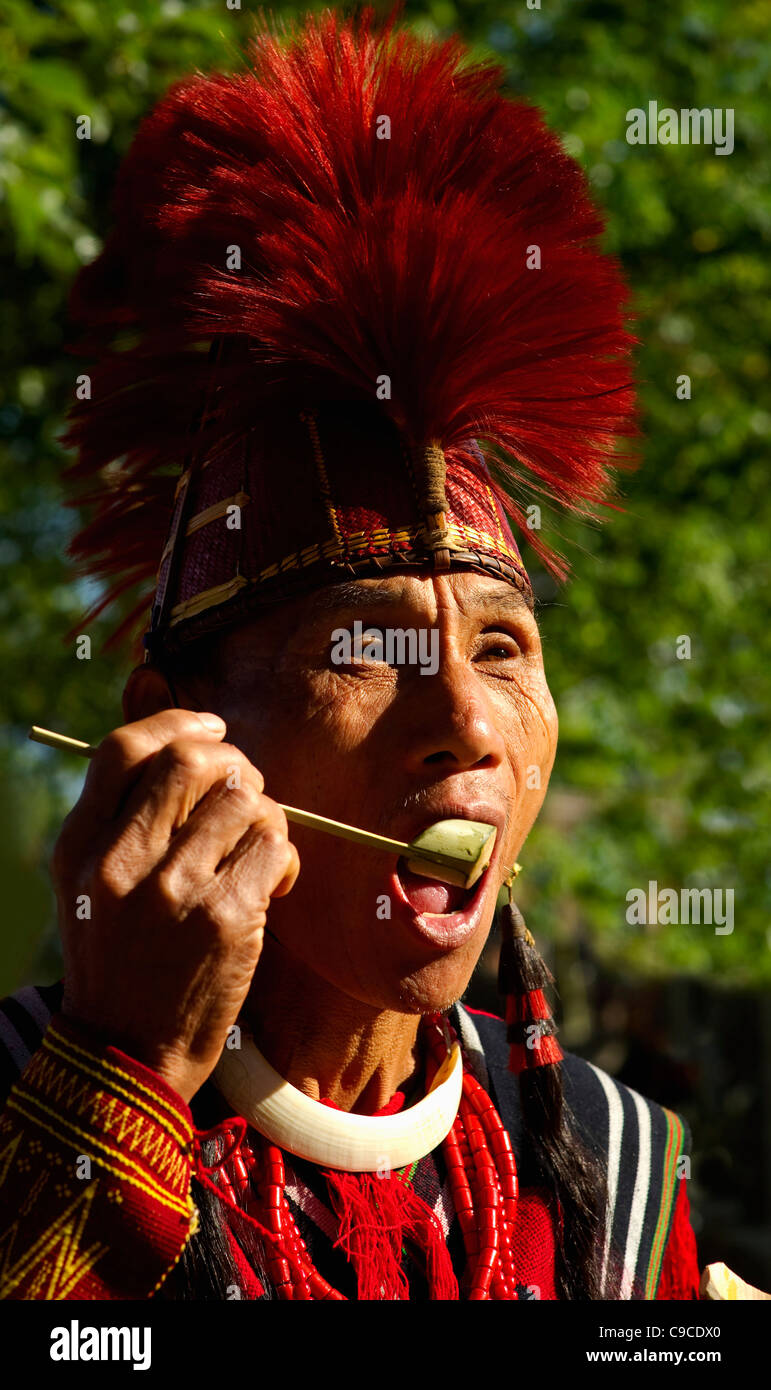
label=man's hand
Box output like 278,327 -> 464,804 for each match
51,709 -> 299,1102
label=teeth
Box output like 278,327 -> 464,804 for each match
397,859 -> 468,916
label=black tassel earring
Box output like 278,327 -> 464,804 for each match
497,866 -> 563,1076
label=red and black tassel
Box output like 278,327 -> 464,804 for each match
497,897 -> 563,1075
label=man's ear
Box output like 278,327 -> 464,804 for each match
122,665 -> 177,724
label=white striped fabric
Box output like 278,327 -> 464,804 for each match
283,1165 -> 338,1241
432,1176 -> 454,1237
453,1003 -> 490,1090
587,1061 -> 626,1297
620,1087 -> 652,1299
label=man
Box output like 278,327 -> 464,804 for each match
0,10 -> 701,1300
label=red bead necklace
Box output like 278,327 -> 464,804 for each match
209,1014 -> 520,1300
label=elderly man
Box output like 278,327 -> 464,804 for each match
0,11 -> 701,1301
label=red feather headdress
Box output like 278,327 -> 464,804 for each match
61,8 -> 637,654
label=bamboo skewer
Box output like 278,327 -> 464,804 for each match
30,727 -> 95,758
28,725 -> 498,887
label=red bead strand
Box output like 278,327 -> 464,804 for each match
424,1015 -> 520,1300
461,1070 -> 519,1298
213,1013 -> 520,1300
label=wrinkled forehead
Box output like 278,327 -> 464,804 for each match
296,571 -> 534,621
190,570 -> 536,675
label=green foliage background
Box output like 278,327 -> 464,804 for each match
0,0 -> 769,996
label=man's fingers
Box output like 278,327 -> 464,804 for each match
151,778 -> 284,892
98,740 -> 266,880
198,818 -> 300,927
54,710 -> 230,876
134,795 -> 299,937
218,817 -> 300,900
81,710 -> 227,823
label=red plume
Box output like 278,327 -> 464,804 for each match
62,7 -> 637,645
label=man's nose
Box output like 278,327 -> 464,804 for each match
402,652 -> 506,774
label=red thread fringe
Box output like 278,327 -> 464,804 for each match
505,989 -> 550,1024
323,1168 -> 459,1301
508,1035 -> 564,1074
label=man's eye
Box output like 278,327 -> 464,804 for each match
475,634 -> 522,661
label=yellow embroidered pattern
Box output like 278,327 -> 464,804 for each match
46,1024 -> 193,1136
44,1028 -> 191,1148
170,520 -> 528,625
6,1094 -> 190,1217
0,1181 -> 109,1301
0,1033 -> 198,1300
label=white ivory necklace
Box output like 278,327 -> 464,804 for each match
213,1032 -> 463,1173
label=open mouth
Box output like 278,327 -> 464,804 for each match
396,856 -> 478,917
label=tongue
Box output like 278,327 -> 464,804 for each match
398,862 -> 469,916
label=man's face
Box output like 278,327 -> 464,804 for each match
176,570 -> 558,1015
